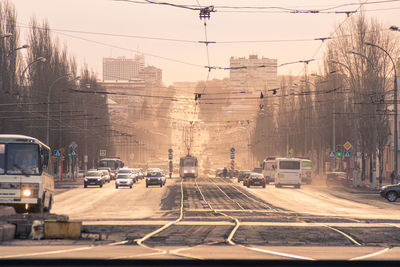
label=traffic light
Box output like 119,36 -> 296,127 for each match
335,145 -> 342,157
68,153 -> 72,157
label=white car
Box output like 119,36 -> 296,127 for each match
99,169 -> 111,183
115,173 -> 133,189
118,168 -> 136,183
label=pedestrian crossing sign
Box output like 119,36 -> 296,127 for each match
344,151 -> 351,158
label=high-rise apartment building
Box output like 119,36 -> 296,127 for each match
229,55 -> 278,91
103,56 -> 145,81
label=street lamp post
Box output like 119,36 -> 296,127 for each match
20,57 -> 46,88
329,60 -> 360,186
46,74 -> 80,146
347,50 -> 380,188
365,42 -> 398,184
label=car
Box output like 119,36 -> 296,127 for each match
84,170 -> 106,188
146,171 -> 164,187
99,169 -> 111,183
148,168 -> 166,185
238,170 -> 251,183
325,172 -> 349,187
246,173 -> 266,188
253,167 -> 263,174
242,172 -> 253,186
115,173 -> 133,189
98,167 -> 114,180
216,168 -> 224,178
118,167 -> 136,183
77,169 -> 86,178
380,183 -> 400,202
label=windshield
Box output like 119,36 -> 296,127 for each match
279,160 -> 300,170
116,174 -> 130,179
147,172 -> 161,177
6,143 -> 40,175
86,172 -> 102,177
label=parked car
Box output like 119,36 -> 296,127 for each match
84,170 -> 106,188
99,169 -> 111,183
238,170 -> 251,183
146,171 -> 164,187
380,184 -> 400,202
325,172 -> 349,187
245,173 -> 266,188
115,173 -> 133,189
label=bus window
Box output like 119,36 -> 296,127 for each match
40,147 -> 50,174
0,144 -> 4,174
279,160 -> 300,170
7,144 -> 40,175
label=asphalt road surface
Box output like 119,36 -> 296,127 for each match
1,176 -> 400,261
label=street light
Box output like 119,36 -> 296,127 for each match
328,60 -> 360,184
20,57 -> 47,87
0,33 -> 12,39
364,41 -> 398,184
7,44 -> 29,57
347,50 -> 380,188
47,74 -> 80,145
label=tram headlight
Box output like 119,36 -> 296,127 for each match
23,189 -> 32,197
184,170 -> 187,173
191,169 -> 195,173
21,183 -> 39,198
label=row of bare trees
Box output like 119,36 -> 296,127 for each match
251,13 -> 400,184
0,1 -> 111,170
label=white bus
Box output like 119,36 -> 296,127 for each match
262,157 -> 277,184
274,157 -> 302,188
0,134 -> 54,213
179,155 -> 198,178
299,158 -> 313,184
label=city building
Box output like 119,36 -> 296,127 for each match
139,66 -> 163,88
102,55 -> 145,81
229,55 -> 278,91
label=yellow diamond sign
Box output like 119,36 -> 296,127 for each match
343,141 -> 352,151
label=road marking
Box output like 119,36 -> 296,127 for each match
239,245 -> 315,261
111,251 -> 166,259
321,224 -> 362,246
350,247 -> 392,260
0,246 -> 94,259
389,223 -> 400,229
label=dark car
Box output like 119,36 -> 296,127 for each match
84,170 -> 106,188
238,170 -> 251,183
246,173 -> 266,188
146,171 -> 163,188
380,184 -> 400,202
325,172 -> 349,187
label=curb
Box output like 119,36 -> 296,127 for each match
0,223 -> 16,241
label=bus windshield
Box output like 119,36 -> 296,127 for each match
99,160 -> 118,169
6,143 -> 40,175
302,161 -> 312,169
279,160 -> 300,170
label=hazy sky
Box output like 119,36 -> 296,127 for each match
10,0 -> 400,86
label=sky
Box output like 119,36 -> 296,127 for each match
9,0 -> 400,86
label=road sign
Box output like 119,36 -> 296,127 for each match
168,148 -> 173,153
99,149 -> 106,157
329,151 -> 335,158
343,141 -> 353,151
69,141 -> 77,150
54,149 -> 61,158
344,151 -> 351,158
230,153 -> 235,160
289,148 -> 294,154
230,147 -> 235,153
168,154 -> 173,160
71,150 -> 77,157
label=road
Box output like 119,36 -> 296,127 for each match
1,176 -> 400,261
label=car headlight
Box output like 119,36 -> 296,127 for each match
84,178 -> 88,181
98,178 -> 101,181
184,170 -> 187,173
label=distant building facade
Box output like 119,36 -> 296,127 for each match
139,66 -> 163,88
103,55 -> 145,81
229,55 -> 278,91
